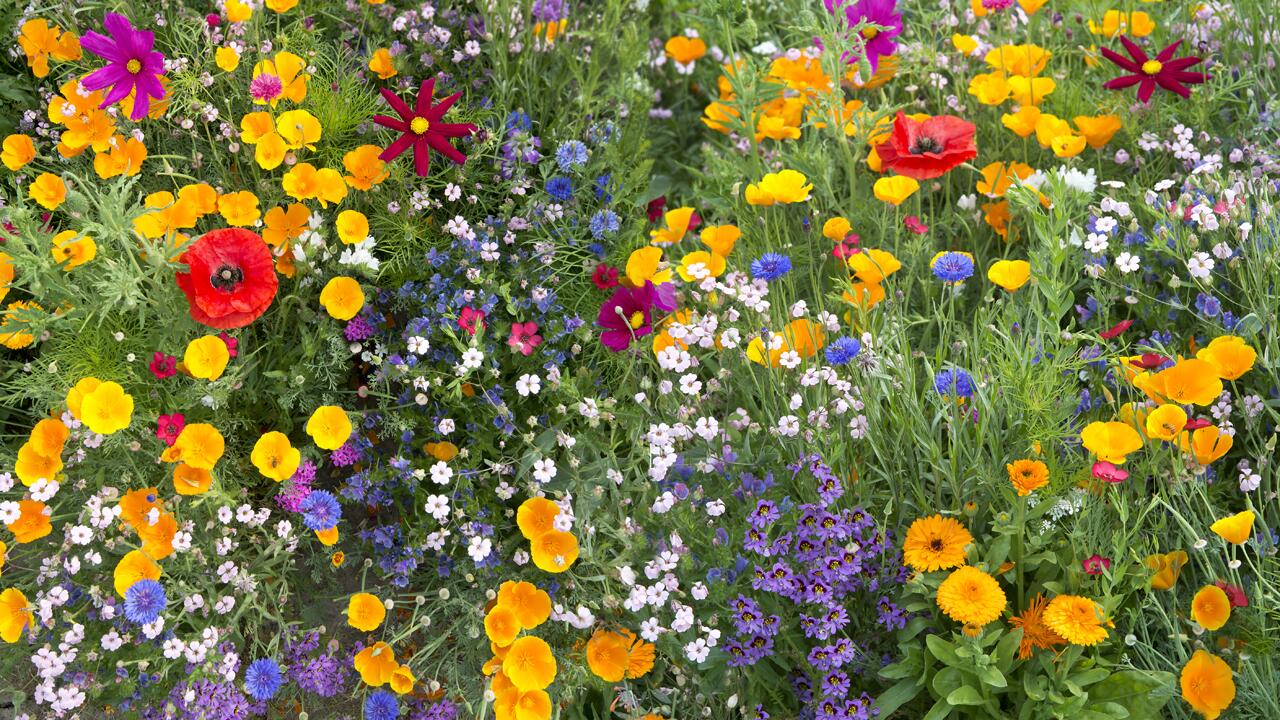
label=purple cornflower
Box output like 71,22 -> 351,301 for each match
243,658 -> 283,701
80,13 -> 167,121
123,579 -> 166,624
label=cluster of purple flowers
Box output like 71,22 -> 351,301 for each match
724,454 -> 908,720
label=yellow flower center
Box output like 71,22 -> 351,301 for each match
126,59 -> 142,74
861,27 -> 879,40
628,311 -> 645,329
410,117 -> 431,134
1141,60 -> 1163,75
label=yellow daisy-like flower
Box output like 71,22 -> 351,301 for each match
902,515 -> 972,572
1043,595 -> 1109,646
936,566 -> 1006,626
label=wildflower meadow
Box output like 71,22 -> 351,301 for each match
2,0 -> 1279,718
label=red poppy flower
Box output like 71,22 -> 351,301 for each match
374,77 -> 477,177
175,228 -> 278,329
1102,37 -> 1207,104
1099,319 -> 1133,339
874,112 -> 977,180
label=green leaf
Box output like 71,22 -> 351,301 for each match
1087,670 -> 1174,720
946,686 -> 985,706
926,634 -> 964,667
932,667 -> 965,698
978,664 -> 1008,689
922,698 -> 954,720
874,678 -> 924,716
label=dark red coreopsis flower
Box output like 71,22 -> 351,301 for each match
1102,37 -> 1207,104
374,77 -> 477,177
175,228 -> 278,329
874,112 -> 977,180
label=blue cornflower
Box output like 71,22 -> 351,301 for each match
364,690 -> 399,720
934,368 -> 974,399
589,210 -> 619,239
299,490 -> 341,531
555,140 -> 588,170
505,111 -> 531,134
244,658 -> 284,701
123,579 -> 166,624
824,337 -> 862,366
1195,292 -> 1221,318
931,251 -> 975,283
594,173 -> 613,202
545,176 -> 573,201
750,253 -> 792,282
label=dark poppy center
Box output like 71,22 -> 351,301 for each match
911,136 -> 942,154
210,264 -> 244,291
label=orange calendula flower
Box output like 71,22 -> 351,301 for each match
1007,594 -> 1066,659
902,515 -> 972,572
1080,421 -> 1143,464
1006,459 -> 1048,496
936,566 -> 1006,626
1180,650 -> 1235,719
1043,595 -> 1109,646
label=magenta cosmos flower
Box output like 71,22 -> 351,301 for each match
374,77 -> 478,177
1102,37 -> 1207,103
80,13 -> 167,121
598,284 -> 658,352
825,0 -> 902,72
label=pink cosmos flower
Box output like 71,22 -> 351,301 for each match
508,322 -> 543,356
80,13 -> 168,121
156,413 -> 185,446
149,351 -> 177,380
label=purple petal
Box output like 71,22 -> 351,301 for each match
82,65 -> 130,92
102,78 -> 137,108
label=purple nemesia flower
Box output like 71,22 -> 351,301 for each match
80,13 -> 167,121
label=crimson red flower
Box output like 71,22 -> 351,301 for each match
1184,418 -> 1213,431
374,77 -> 477,177
1129,353 -> 1167,370
1082,554 -> 1112,575
1102,37 -> 1207,104
458,306 -> 485,335
149,351 -> 177,379
156,413 -> 185,446
1214,581 -> 1248,608
1099,319 -> 1133,339
874,112 -> 977,180
175,228 -> 278,329
646,196 -> 667,223
592,263 -> 620,290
